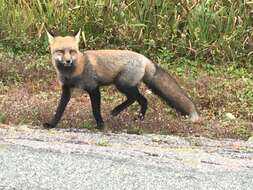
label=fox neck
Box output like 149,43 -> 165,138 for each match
73,52 -> 85,76
54,51 -> 85,78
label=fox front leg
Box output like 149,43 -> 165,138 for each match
88,88 -> 104,129
43,85 -> 71,128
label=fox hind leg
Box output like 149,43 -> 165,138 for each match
110,97 -> 135,116
111,85 -> 147,119
136,93 -> 147,120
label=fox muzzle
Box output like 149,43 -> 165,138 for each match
64,59 -> 73,67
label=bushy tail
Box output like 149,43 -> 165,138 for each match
144,65 -> 199,122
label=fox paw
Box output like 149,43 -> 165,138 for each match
43,123 -> 55,129
133,113 -> 145,121
95,122 -> 105,129
138,113 -> 145,120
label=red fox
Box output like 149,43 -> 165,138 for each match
43,30 -> 200,129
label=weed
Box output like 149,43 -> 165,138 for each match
95,140 -> 111,147
0,113 -> 6,124
232,126 -> 252,139
81,122 -> 93,129
127,125 -> 143,135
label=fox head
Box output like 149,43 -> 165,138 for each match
46,30 -> 81,68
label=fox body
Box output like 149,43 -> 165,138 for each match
44,30 -> 200,128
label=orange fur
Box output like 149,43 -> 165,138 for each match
73,52 -> 85,76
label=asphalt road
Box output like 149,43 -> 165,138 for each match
0,125 -> 253,190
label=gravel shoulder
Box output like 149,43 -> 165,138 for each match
0,125 -> 253,190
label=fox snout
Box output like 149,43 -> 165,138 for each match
54,54 -> 76,67
63,52 -> 74,66
56,58 -> 75,67
63,59 -> 73,67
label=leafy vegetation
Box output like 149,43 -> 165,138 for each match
0,0 -> 253,65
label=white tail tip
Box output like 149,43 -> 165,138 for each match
190,112 -> 201,123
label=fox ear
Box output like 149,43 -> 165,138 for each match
46,29 -> 55,44
74,29 -> 81,44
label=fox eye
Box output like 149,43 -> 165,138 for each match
55,50 -> 64,54
70,49 -> 77,54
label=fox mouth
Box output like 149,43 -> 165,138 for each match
55,60 -> 75,72
56,60 -> 74,67
63,61 -> 73,67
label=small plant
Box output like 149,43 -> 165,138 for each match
0,113 -> 6,124
232,126 -> 252,140
95,140 -> 111,147
127,125 -> 143,135
81,122 -> 93,129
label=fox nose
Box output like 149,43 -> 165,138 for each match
65,59 -> 72,66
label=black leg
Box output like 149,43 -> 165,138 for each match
88,88 -> 104,128
111,98 -> 135,116
136,94 -> 148,120
43,85 -> 71,128
111,85 -> 148,119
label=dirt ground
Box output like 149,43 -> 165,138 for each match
0,53 -> 253,140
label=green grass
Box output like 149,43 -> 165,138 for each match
0,0 -> 252,65
81,122 -> 93,129
232,126 -> 252,139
